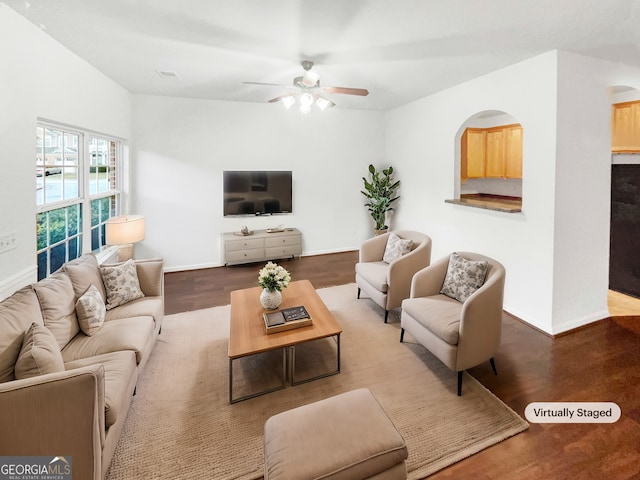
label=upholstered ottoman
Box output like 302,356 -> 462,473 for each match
264,388 -> 408,480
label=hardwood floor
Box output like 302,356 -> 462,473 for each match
164,251 -> 359,315
609,289 -> 640,316
164,252 -> 640,479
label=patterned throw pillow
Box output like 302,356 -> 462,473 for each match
382,233 -> 413,263
440,252 -> 489,303
76,284 -> 106,336
15,323 -> 65,379
100,260 -> 145,310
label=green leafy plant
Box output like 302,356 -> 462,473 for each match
258,262 -> 291,291
361,164 -> 400,231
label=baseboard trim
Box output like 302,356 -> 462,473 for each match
0,266 -> 37,301
164,248 -> 359,273
503,308 -> 611,338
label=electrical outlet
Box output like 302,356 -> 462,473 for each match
0,232 -> 17,254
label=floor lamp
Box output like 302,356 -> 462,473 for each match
106,215 -> 145,262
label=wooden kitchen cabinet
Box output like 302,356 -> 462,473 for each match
504,125 -> 523,178
461,128 -> 486,180
485,128 -> 505,177
612,101 -> 640,153
461,124 -> 522,180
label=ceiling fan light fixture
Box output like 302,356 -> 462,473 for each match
299,103 -> 311,114
302,70 -> 320,87
281,95 -> 295,109
299,93 -> 313,107
315,97 -> 334,111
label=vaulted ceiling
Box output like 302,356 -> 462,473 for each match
5,0 -> 640,110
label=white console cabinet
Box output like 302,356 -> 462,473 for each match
223,228 -> 302,265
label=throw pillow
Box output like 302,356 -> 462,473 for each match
76,284 -> 106,336
100,260 -> 145,310
440,252 -> 489,303
382,233 -> 413,263
15,323 -> 65,380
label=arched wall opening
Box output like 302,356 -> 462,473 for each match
452,110 -> 523,212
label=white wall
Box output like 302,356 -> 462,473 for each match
386,52 -> 560,333
0,4 -> 132,299
131,94 -> 385,270
551,51 -> 613,332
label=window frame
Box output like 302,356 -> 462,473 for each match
36,121 -> 123,279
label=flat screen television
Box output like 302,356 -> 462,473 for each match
223,170 -> 293,216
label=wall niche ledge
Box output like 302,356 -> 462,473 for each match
445,194 -> 522,213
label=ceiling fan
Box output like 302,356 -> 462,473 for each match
244,61 -> 369,113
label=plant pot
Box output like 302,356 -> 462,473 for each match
260,288 -> 282,310
374,227 -> 389,236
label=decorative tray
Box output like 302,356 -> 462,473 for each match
263,306 -> 312,334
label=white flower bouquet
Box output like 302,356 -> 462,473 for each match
258,262 -> 291,292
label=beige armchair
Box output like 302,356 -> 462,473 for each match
400,252 -> 505,395
356,230 -> 432,322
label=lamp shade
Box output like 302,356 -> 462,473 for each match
106,215 -> 145,245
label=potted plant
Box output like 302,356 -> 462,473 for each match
361,164 -> 400,234
258,261 -> 291,310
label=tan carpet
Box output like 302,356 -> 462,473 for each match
105,283 -> 528,480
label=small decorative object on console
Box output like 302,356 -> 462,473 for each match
258,262 -> 291,310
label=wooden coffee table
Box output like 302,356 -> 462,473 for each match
228,279 -> 342,403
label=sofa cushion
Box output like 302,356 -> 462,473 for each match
382,232 -> 413,263
76,285 -> 106,336
105,296 -> 163,328
355,262 -> 389,293
440,252 -> 489,303
0,287 -> 45,383
61,316 -> 155,365
65,351 -> 137,428
100,260 -> 145,310
15,323 -> 65,379
63,252 -> 107,303
402,294 -> 462,345
32,271 -> 80,350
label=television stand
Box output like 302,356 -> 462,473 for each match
223,228 -> 302,265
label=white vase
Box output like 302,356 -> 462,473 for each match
260,288 -> 282,310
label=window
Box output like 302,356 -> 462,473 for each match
36,124 -> 122,280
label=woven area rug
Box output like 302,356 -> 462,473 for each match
105,283 -> 528,480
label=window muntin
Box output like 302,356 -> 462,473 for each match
36,127 -> 80,206
36,204 -> 82,280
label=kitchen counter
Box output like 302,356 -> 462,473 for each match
445,194 -> 522,213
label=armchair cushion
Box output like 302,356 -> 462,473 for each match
383,232 -> 413,263
15,323 -> 65,379
75,284 -> 106,336
440,252 -> 488,303
402,295 -> 462,345
355,261 -> 389,293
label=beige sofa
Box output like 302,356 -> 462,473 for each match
0,253 -> 163,480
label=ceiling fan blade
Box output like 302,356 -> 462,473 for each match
243,81 -> 292,88
321,86 -> 369,96
267,94 -> 291,103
